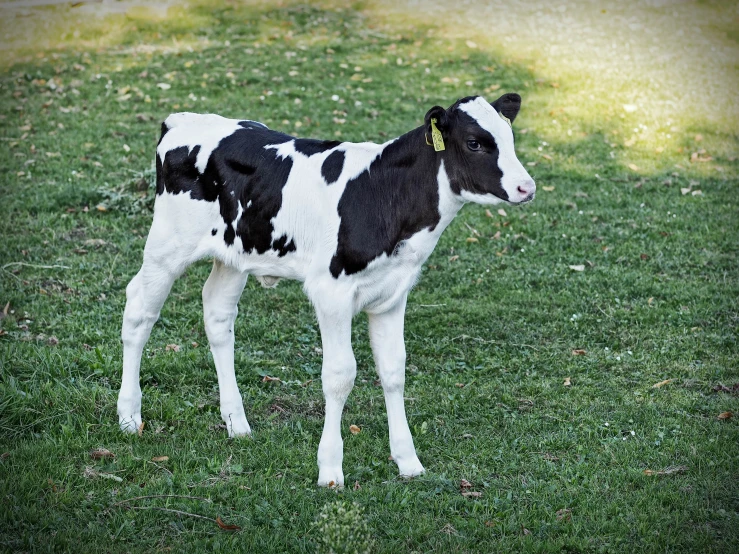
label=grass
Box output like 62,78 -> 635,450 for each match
0,1 -> 737,552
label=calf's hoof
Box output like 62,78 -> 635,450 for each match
222,410 -> 252,438
317,468 -> 345,488
118,413 -> 142,434
397,457 -> 426,479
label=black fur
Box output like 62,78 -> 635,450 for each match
329,127 -> 442,277
294,138 -> 341,156
321,150 -> 345,184
158,126 -> 296,254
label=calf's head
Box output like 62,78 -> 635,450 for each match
425,94 -> 535,205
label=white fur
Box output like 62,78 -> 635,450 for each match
119,109 -> 528,487
458,97 -> 536,204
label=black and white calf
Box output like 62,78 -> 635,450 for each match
118,93 -> 535,487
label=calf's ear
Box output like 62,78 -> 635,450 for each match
492,93 -> 521,124
424,105 -> 449,137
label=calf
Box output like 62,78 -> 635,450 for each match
118,93 -> 535,487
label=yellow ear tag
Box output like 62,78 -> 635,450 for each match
499,112 -> 512,128
430,118 -> 445,152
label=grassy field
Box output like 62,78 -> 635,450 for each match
1,1 -> 737,552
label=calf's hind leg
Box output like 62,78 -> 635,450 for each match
202,260 -> 251,437
118,258 -> 178,433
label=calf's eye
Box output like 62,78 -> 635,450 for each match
467,140 -> 481,151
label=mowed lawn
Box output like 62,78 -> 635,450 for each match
0,2 -> 737,552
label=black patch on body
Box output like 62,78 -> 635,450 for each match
329,127 -> 442,278
158,124 -> 298,255
321,150 -> 345,184
293,138 -> 341,156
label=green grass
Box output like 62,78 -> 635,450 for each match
1,2 -> 737,552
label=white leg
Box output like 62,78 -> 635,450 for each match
118,259 -> 177,433
368,296 -> 425,478
202,260 -> 251,437
313,295 -> 356,487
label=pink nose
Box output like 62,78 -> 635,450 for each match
517,180 -> 536,196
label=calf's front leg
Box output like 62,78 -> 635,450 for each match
368,297 -> 425,478
313,298 -> 356,487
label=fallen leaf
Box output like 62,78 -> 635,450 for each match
717,411 -> 733,420
151,456 -> 169,462
466,237 -> 478,243
215,516 -> 241,531
694,134 -> 703,142
484,520 -> 496,527
353,480 -> 361,491
84,466 -> 123,482
462,491 -> 482,498
1,452 -> 10,460
137,421 -> 145,437
681,187 -> 691,195
542,154 -> 553,161
571,349 -> 586,356
497,208 -> 507,217
485,209 -> 494,218
652,379 -> 672,389
640,253 -> 649,260
165,344 -> 180,352
542,453 -> 559,461
492,231 -> 501,240
521,526 -> 531,536
90,448 -> 115,460
568,265 -> 585,272
563,377 -> 571,386
156,83 -> 171,90
349,424 -> 361,435
48,478 -> 57,493
628,163 -> 639,171
542,186 -> 555,192
448,255 -> 459,262
262,375 -> 281,383
691,189 -> 702,196
465,40 -> 478,49
643,465 -> 687,476
47,336 -> 59,346
455,383 -> 465,388
712,383 -> 739,394
460,479 -> 473,489
556,508 -> 572,521
0,302 -> 9,320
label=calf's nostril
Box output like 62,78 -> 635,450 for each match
517,186 -> 529,195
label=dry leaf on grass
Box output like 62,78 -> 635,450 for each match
563,377 -> 572,387
571,349 -> 586,356
466,237 -> 478,243
542,185 -> 555,191
215,516 -> 241,531
151,456 -> 169,462
353,480 -> 361,491
521,526 -> 532,535
83,466 -> 123,482
717,411 -> 733,420
628,163 -> 639,171
262,375 -> 281,383
90,448 -> 115,460
137,421 -> 145,437
497,208 -> 507,217
652,379 -> 672,389
485,209 -> 494,218
460,479 -> 473,489
556,508 -> 572,521
569,265 -> 585,272
165,344 -> 180,352
643,465 -> 687,476
349,424 -> 361,435
462,491 -> 483,498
